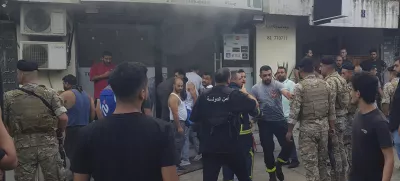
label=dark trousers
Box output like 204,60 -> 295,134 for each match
171,120 -> 186,165
290,136 -> 299,162
258,121 -> 292,171
203,152 -> 251,181
222,135 -> 254,181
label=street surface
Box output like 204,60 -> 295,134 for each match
180,128 -> 400,181
4,126 -> 400,181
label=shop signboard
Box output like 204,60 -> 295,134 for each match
223,34 -> 250,61
80,0 -> 262,10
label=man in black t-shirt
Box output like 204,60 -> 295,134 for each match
71,62 -> 178,181
349,72 -> 394,181
360,49 -> 387,85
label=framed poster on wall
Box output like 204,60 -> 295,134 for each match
223,34 -> 250,61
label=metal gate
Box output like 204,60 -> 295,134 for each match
0,20 -> 18,181
0,21 -> 18,93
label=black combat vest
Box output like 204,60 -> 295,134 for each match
201,85 -> 241,153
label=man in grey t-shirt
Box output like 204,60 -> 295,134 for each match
251,65 -> 293,181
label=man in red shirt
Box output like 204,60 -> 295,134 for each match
90,51 -> 115,99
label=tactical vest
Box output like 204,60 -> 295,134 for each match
327,74 -> 350,115
7,86 -> 58,136
299,78 -> 330,120
202,86 -> 241,153
346,83 -> 357,115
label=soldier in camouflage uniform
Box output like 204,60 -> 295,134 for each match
340,63 -> 357,170
382,65 -> 399,117
320,57 -> 350,181
3,60 -> 68,181
286,58 -> 335,181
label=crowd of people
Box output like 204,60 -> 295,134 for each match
0,46 -> 399,181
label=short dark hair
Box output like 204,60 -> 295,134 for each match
238,69 -> 245,73
340,48 -> 347,51
215,68 -> 230,83
360,61 -> 375,72
351,72 -> 378,104
109,62 -> 148,101
277,66 -> 287,73
202,72 -> 212,77
299,58 -> 314,73
174,68 -> 186,77
394,57 -> 400,64
259,65 -> 272,73
62,74 -> 77,85
189,65 -> 199,71
102,51 -> 112,57
230,70 -> 239,80
369,48 -> 377,54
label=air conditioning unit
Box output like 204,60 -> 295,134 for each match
20,4 -> 67,36
19,41 -> 67,70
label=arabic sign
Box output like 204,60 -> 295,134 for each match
223,34 -> 250,60
80,0 -> 262,10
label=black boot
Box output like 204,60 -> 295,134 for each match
288,160 -> 300,168
268,172 -> 277,181
275,161 -> 285,181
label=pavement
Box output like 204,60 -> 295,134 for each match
180,124 -> 400,181
4,125 -> 400,181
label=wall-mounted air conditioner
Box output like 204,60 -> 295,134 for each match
20,4 -> 67,36
19,41 -> 67,70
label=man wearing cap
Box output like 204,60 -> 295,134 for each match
359,61 -> 384,108
320,56 -> 350,181
3,60 -> 68,181
340,62 -> 357,169
286,57 -> 334,181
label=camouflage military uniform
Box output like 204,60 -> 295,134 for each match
382,77 -> 399,108
343,82 -> 357,169
288,74 -> 335,181
4,83 -> 67,181
325,72 -> 350,181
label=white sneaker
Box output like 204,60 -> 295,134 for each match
193,154 -> 202,161
180,160 -> 191,166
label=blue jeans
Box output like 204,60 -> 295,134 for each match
181,125 -> 191,161
392,130 -> 400,159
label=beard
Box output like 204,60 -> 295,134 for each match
277,76 -> 286,82
263,80 -> 271,85
174,89 -> 182,93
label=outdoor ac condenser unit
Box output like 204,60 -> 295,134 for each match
20,4 -> 67,36
19,41 -> 67,70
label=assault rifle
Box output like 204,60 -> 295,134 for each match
56,128 -> 67,168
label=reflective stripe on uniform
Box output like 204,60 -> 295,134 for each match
240,124 -> 252,135
277,157 -> 287,163
266,167 -> 276,173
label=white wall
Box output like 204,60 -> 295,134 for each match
263,0 -> 312,16
316,0 -> 399,28
255,15 -> 296,83
16,25 -> 77,92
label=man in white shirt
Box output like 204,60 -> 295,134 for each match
276,66 -> 300,168
186,66 -> 203,93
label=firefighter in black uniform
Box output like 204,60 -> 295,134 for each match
222,71 -> 260,181
190,68 -> 259,181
